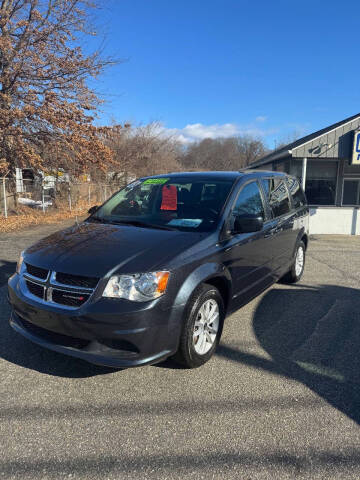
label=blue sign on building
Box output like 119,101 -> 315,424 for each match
352,130 -> 360,165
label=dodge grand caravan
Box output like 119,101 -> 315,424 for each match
8,171 -> 309,369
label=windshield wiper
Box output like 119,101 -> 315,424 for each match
109,220 -> 177,231
88,216 -> 110,224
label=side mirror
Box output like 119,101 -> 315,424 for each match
88,205 -> 99,215
233,214 -> 263,234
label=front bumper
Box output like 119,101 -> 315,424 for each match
8,274 -> 183,368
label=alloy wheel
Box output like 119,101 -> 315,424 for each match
193,298 -> 220,355
295,246 -> 304,277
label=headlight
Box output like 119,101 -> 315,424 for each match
16,251 -> 24,274
103,271 -> 170,301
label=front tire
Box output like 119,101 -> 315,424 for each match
282,241 -> 305,284
173,284 -> 224,368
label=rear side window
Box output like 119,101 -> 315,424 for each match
233,181 -> 265,218
286,177 -> 307,209
261,177 -> 291,218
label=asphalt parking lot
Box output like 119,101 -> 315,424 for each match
1,221 -> 360,479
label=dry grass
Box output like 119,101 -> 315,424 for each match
0,202 -> 88,233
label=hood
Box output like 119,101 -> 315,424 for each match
25,222 -> 203,277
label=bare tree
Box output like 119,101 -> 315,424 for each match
0,0 -> 117,175
273,129 -> 304,151
234,135 -> 268,167
180,135 -> 268,171
102,122 -> 182,180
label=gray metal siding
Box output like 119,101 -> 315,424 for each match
293,117 -> 360,159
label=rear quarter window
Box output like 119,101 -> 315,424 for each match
286,177 -> 307,209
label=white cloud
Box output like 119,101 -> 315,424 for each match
181,123 -> 240,140
162,120 -> 279,144
255,115 -> 267,123
172,133 -> 193,145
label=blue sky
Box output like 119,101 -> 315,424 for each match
89,0 -> 360,148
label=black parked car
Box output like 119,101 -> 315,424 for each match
8,171 -> 309,369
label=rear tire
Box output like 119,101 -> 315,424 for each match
173,284 -> 224,368
282,241 -> 305,284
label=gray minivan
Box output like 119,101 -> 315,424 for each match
8,170 -> 309,369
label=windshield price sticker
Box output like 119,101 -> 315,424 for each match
143,178 -> 169,185
161,185 -> 177,210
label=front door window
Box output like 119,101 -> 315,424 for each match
232,181 -> 265,219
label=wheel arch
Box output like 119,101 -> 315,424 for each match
301,232 -> 309,250
291,227 -> 308,259
172,263 -> 232,314
203,276 -> 231,313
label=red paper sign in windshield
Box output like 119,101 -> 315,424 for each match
161,184 -> 177,210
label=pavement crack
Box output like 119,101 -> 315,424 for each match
307,251 -> 359,283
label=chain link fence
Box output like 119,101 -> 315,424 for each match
0,177 -> 125,218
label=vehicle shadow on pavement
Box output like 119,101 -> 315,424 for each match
0,323 -> 117,378
0,260 -> 17,287
217,283 -> 360,425
0,287 -> 117,378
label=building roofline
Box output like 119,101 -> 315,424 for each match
250,112 -> 360,168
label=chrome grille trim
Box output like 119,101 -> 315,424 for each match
20,269 -> 96,310
24,263 -> 49,281
25,279 -> 45,301
49,272 -> 94,292
23,271 -> 50,283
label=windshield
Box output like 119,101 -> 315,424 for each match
90,176 -> 235,232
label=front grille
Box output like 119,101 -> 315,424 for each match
25,263 -> 49,280
19,317 -> 89,349
26,280 -> 44,299
22,265 -> 96,309
52,289 -> 90,307
55,272 -> 99,289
